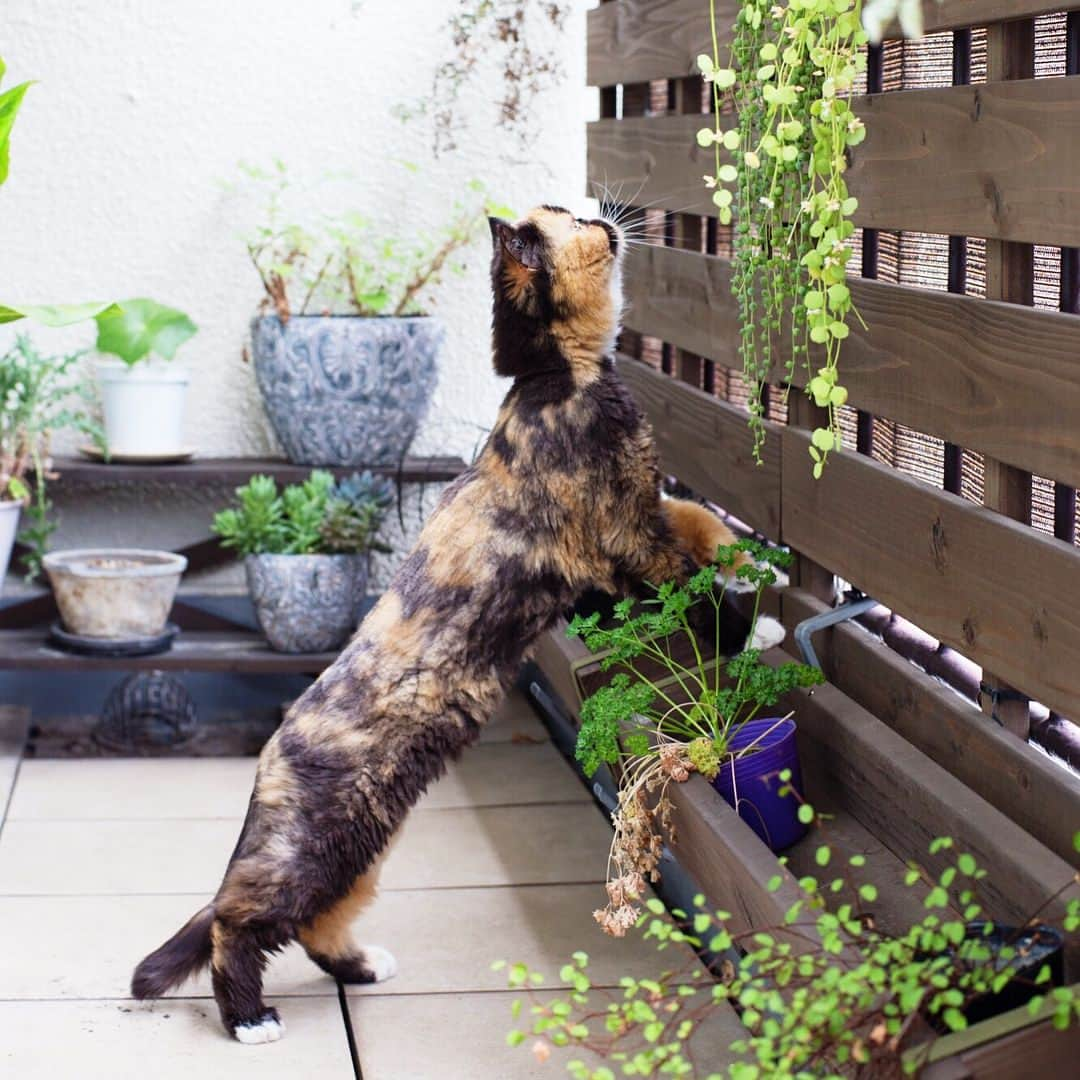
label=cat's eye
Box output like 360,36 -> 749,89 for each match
510,237 -> 524,251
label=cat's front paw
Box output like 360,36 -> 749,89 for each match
750,615 -> 787,652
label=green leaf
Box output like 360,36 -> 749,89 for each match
797,804 -> 814,825
0,300 -> 122,327
696,127 -> 715,148
0,77 -> 34,187
95,298 -> 197,365
859,884 -> 878,903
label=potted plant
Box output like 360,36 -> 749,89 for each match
92,298 -> 198,459
42,548 -> 188,649
237,161 -> 510,466
212,468 -> 393,653
497,830 -> 1080,1077
570,544 -> 822,917
0,336 -> 104,587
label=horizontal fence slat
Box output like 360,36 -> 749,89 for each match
589,75 -> 1080,246
621,243 -> 1080,488
782,587 -> 1080,869
616,355 -> 781,538
588,0 -> 1071,87
849,76 -> 1080,244
782,431 -> 1080,719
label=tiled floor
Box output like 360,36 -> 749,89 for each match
0,691 -> 742,1078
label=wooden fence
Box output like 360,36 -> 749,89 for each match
586,1 -> 1080,867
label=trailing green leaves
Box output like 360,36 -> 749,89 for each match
700,0 -> 869,474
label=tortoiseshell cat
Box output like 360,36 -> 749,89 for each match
132,205 -> 783,1043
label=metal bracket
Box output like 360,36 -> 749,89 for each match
793,591 -> 879,669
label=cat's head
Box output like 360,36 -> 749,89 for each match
488,205 -> 624,377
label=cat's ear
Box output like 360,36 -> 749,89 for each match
489,217 -> 514,252
489,218 -> 542,270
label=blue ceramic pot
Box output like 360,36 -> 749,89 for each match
245,553 -> 368,654
251,315 -> 442,466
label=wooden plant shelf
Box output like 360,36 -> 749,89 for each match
40,455 -> 467,489
0,628 -> 335,675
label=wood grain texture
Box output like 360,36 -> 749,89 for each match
589,75 -> 1080,246
782,587 -> 1080,869
782,431 -> 1080,719
616,354 -> 782,538
664,773 -> 804,937
621,243 -> 1080,488
782,675 -> 1080,941
587,0 -> 1067,86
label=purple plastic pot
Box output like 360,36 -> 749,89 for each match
711,718 -> 806,852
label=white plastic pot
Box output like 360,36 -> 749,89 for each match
96,358 -> 189,456
0,500 -> 21,594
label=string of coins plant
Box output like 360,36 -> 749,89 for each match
697,0 -> 869,476
498,828 -> 1080,1078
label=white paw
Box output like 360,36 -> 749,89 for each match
718,562 -> 789,593
233,1016 -> 286,1044
361,944 -> 398,983
750,615 -> 787,652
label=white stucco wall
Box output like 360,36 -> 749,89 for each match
0,0 -> 593,583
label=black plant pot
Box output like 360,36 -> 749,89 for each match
960,922 -> 1064,1027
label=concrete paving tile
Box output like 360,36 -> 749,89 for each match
480,689 -> 548,744
382,803 -> 612,890
6,758 -> 257,821
342,883 -> 678,996
0,801 -> 611,895
349,990 -> 745,1079
0,818 -> 239,895
0,997 -> 354,1079
420,741 -> 587,810
0,894 -> 336,1000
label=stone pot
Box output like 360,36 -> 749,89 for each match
251,315 -> 442,466
42,548 -> 187,638
245,553 -> 368,654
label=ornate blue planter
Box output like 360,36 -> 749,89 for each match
251,315 -> 442,466
245,553 -> 368,653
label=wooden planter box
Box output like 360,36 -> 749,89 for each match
531,619 -> 1080,1069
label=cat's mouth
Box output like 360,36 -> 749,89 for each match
591,219 -> 620,256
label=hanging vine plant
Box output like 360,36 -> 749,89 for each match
698,0 -> 870,476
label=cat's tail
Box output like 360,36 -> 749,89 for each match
131,903 -> 215,999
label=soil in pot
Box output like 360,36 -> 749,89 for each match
250,315 -> 442,466
42,549 -> 187,639
712,717 -> 807,851
246,553 -> 368,653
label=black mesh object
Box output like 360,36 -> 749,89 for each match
96,672 -> 198,752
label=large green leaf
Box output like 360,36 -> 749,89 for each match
0,69 -> 33,187
0,300 -> 123,326
94,297 -> 197,365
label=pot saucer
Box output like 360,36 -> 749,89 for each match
47,621 -> 180,657
78,445 -> 196,465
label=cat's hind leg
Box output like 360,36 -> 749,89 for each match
298,860 -> 397,985
210,918 -> 283,1043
